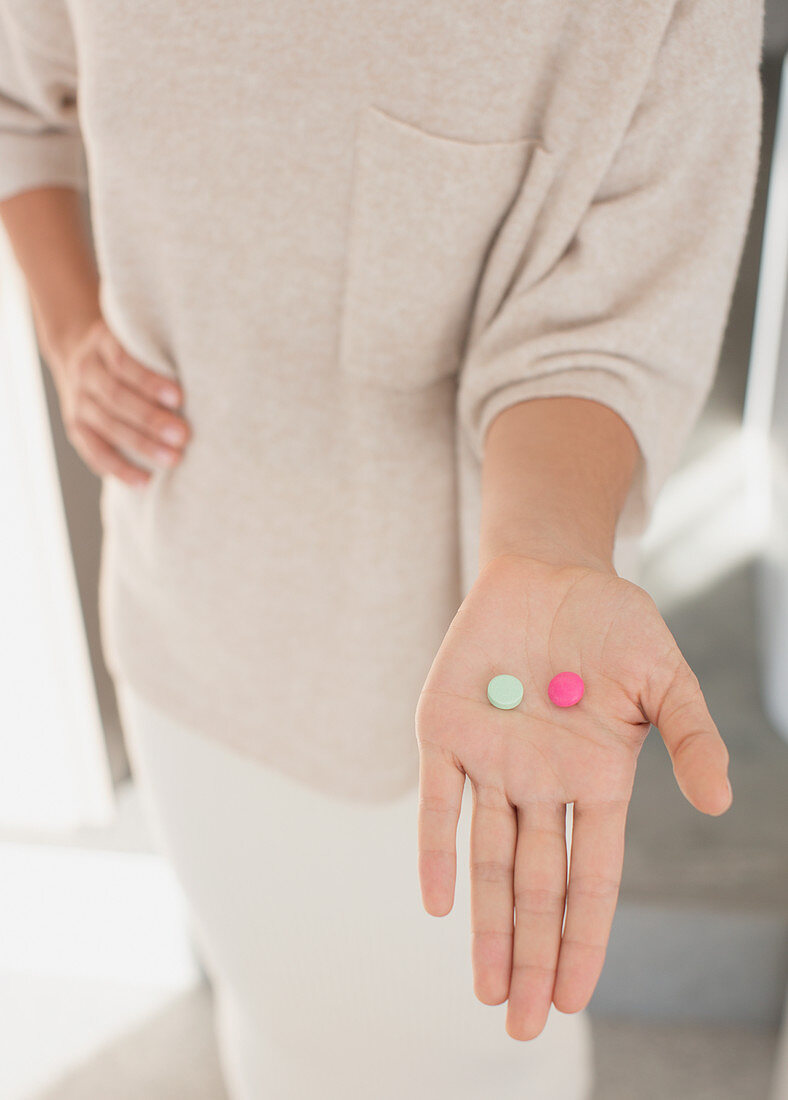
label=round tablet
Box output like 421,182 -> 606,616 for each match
487,674 -> 524,710
548,671 -> 584,707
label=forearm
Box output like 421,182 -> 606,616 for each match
478,396 -> 640,575
0,185 -> 101,370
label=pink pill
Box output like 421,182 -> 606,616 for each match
548,671 -> 584,707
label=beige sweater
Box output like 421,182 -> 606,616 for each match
0,0 -> 764,801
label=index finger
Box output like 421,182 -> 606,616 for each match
552,797 -> 628,1013
96,326 -> 183,409
417,739 -> 466,917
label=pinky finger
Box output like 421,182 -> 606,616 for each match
553,799 -> 628,1014
73,422 -> 151,486
417,739 -> 466,917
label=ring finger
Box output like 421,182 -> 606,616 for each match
507,801 -> 568,1041
552,798 -> 627,1014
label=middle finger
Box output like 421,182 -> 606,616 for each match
469,781 -> 517,1006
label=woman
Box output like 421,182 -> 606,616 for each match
0,1 -> 763,1096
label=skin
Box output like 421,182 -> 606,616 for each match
416,398 -> 732,1041
0,186 -> 191,481
3,186 -> 731,1045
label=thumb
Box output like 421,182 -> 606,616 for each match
642,652 -> 732,816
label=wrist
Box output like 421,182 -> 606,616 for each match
33,297 -> 102,375
479,545 -> 618,577
477,397 -> 635,580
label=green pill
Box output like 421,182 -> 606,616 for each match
487,674 -> 524,710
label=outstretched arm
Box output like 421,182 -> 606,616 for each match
416,404 -> 732,1041
478,394 -> 638,573
416,0 -> 762,1041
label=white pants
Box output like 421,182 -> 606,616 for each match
115,679 -> 594,1099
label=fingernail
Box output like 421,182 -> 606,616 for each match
161,423 -> 185,445
725,775 -> 733,800
160,388 -> 181,408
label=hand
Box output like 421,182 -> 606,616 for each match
415,552 -> 731,1041
48,316 -> 190,486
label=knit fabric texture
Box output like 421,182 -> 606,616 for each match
0,0 -> 765,800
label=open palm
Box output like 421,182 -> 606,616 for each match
415,552 -> 731,1041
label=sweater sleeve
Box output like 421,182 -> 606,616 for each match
0,2 -> 87,202
455,0 -> 765,540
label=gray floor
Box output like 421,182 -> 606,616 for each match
590,1016 -> 778,1100
31,983 -> 229,1100
25,976 -> 778,1100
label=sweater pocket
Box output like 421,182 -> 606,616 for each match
337,104 -> 556,391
